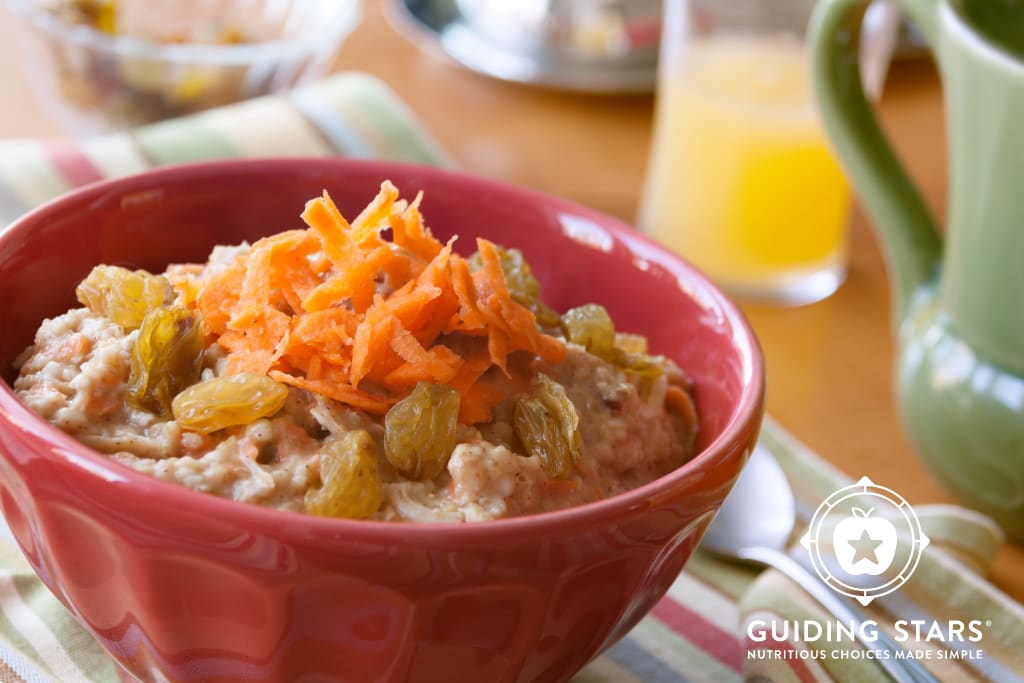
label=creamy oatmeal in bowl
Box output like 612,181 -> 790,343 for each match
14,181 -> 699,522
0,159 -> 763,683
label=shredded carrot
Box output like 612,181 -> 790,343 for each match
392,192 -> 442,261
389,327 -> 463,383
351,180 -> 400,245
448,255 -> 487,332
189,181 -> 566,424
448,347 -> 493,395
269,371 -> 394,414
487,326 -> 508,375
221,307 -> 289,376
196,255 -> 245,335
665,385 -> 697,426
458,382 -> 508,425
473,238 -> 511,301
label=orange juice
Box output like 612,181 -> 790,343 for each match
637,35 -> 850,302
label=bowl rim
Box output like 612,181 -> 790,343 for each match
0,157 -> 765,544
2,0 -> 363,66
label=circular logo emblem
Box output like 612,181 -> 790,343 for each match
799,476 -> 930,606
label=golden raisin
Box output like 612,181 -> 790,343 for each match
76,265 -> 173,330
614,332 -> 648,355
172,373 -> 288,434
562,304 -> 616,357
563,305 -> 663,378
513,374 -> 581,478
305,430 -> 383,519
128,306 -> 204,416
384,381 -> 460,481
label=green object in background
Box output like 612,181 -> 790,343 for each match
952,0 -> 1024,60
808,0 -> 1024,540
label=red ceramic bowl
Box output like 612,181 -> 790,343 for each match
0,159 -> 763,683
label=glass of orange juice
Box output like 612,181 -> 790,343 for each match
637,0 -> 850,305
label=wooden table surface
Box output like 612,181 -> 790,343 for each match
1,1 -> 1021,603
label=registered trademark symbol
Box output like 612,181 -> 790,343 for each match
986,620 -> 992,627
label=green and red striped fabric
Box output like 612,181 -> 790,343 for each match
0,73 -> 1021,683
0,73 -> 449,227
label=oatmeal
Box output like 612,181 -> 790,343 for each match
14,182 -> 698,521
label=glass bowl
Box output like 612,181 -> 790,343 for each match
3,0 -> 362,134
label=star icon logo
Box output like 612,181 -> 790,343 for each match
830,504 -> 899,578
848,528 -> 884,565
801,477 -> 931,605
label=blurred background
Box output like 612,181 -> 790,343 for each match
0,0 -> 944,225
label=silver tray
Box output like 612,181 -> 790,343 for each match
387,0 -> 659,94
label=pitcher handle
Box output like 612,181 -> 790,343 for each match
808,0 -> 942,326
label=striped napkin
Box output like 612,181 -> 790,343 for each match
0,73 -> 1021,683
0,73 -> 451,227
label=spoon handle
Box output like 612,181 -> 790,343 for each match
740,546 -> 940,683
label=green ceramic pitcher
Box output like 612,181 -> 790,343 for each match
808,0 -> 1024,539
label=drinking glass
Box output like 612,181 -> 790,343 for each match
637,0 -> 850,305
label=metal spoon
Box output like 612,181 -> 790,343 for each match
700,445 -> 938,683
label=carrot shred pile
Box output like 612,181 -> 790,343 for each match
187,181 -> 566,424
